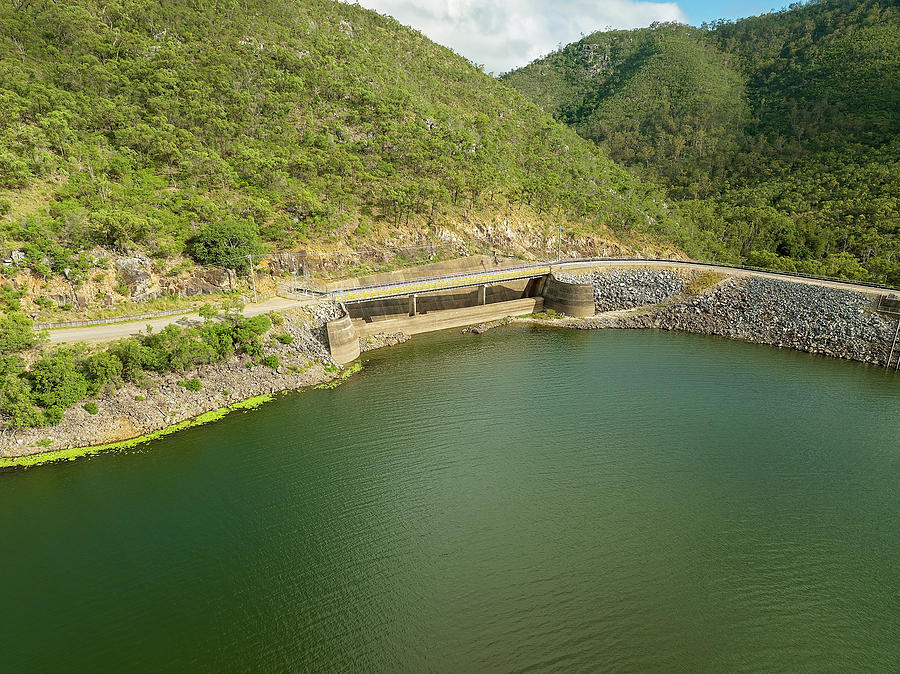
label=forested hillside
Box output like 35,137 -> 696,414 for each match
505,0 -> 900,283
0,0 -> 685,285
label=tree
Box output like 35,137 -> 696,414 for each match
187,219 -> 263,273
27,352 -> 89,424
0,375 -> 44,429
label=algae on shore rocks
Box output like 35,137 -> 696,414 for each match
0,395 -> 274,470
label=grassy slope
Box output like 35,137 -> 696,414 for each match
0,0 -> 687,283
504,0 -> 900,283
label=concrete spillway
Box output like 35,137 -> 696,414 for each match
325,272 -> 595,364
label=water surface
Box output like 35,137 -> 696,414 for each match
1,327 -> 898,672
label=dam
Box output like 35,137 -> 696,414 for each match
319,256 -> 596,363
319,256 -> 899,367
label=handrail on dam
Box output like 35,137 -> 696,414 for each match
559,257 -> 900,293
296,256 -> 899,306
326,264 -> 552,303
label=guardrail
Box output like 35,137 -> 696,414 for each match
35,308 -> 195,330
556,257 -> 900,293
327,264 -> 552,303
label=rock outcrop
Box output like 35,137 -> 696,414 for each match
115,256 -> 160,300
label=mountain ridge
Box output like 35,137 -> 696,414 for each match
504,0 -> 899,283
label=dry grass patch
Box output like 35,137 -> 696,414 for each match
684,271 -> 725,295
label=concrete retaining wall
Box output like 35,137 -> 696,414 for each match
354,298 -> 542,338
542,276 -> 595,317
325,314 -> 361,364
347,280 -> 530,321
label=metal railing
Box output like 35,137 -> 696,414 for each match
557,257 -> 900,292
324,264 -> 551,303
303,256 -> 899,306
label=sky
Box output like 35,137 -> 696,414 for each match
354,0 -> 787,73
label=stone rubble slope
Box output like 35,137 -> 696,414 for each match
558,268 -> 690,311
582,274 -> 897,365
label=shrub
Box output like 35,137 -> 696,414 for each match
82,401 -> 99,414
198,303 -> 218,320
268,311 -> 285,326
276,332 -> 294,344
0,375 -> 44,428
0,198 -> 11,216
184,377 -> 202,391
80,351 -> 124,395
684,272 -> 724,295
110,338 -> 149,382
262,355 -> 279,369
0,312 -> 36,355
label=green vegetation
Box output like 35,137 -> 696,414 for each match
82,401 -> 98,414
684,272 -> 724,295
1,301 -> 273,428
0,0 -> 684,284
314,362 -> 362,390
0,394 -> 274,469
530,309 -> 561,321
505,1 -> 899,283
178,378 -> 202,392
187,220 -> 263,273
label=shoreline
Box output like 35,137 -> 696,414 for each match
4,268 -> 897,470
0,395 -> 274,470
0,357 -> 365,471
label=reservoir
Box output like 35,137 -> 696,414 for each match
1,326 -> 898,672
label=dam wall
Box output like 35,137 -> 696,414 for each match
354,298 -> 542,338
348,280 -> 531,321
565,268 -> 898,367
328,297 -> 543,362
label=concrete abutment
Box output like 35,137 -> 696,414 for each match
541,275 -> 595,317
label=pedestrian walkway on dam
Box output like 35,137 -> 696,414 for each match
325,264 -> 552,303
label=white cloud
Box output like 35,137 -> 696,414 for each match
353,0 -> 687,73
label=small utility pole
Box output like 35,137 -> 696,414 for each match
248,254 -> 258,303
557,225 -> 562,262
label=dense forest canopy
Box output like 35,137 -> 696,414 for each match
0,0 -> 684,279
504,0 -> 900,283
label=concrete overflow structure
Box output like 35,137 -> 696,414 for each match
323,261 -> 595,363
325,314 -> 361,365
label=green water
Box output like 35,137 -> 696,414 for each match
1,327 -> 898,672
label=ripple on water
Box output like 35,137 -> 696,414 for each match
0,327 -> 898,672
